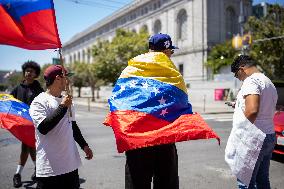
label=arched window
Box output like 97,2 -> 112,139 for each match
144,7 -> 148,14
153,19 -> 162,34
226,7 -> 238,39
73,54 -> 76,62
178,63 -> 184,76
177,9 -> 188,40
69,56 -> 72,63
132,29 -> 136,33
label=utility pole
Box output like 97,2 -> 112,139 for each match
201,0 -> 205,81
239,0 -> 245,54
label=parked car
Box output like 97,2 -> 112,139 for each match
273,81 -> 284,155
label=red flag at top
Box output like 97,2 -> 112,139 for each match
0,0 -> 61,50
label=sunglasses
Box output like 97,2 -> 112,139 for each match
234,66 -> 244,78
234,69 -> 239,78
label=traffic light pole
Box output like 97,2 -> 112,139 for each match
239,0 -> 245,55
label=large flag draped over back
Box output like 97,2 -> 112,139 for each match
104,52 -> 220,153
0,0 -> 61,50
0,94 -> 35,148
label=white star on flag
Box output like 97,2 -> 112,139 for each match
130,81 -> 138,88
17,111 -> 22,115
142,82 -> 150,89
160,108 -> 168,117
153,87 -> 160,95
22,109 -> 27,112
158,96 -> 166,105
111,94 -> 117,100
120,85 -> 126,91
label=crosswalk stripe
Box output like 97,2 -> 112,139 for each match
202,114 -> 233,122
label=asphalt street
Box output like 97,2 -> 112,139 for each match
0,105 -> 283,189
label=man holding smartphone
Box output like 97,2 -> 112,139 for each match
225,55 -> 277,189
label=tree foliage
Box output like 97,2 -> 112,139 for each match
7,72 -> 22,90
86,62 -> 104,101
206,4 -> 284,80
92,29 -> 149,85
38,63 -> 52,89
0,83 -> 8,92
206,41 -> 237,74
69,62 -> 89,97
245,4 -> 284,80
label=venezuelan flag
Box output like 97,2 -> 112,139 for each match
0,94 -> 35,148
0,0 -> 61,50
104,52 -> 220,153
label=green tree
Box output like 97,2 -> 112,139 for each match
86,63 -> 105,102
206,4 -> 284,80
0,83 -> 8,92
7,71 -> 22,90
69,62 -> 88,97
206,41 -> 237,75
245,4 -> 284,80
92,29 -> 149,85
38,63 -> 52,90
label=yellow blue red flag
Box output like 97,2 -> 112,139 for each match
104,52 -> 220,153
0,94 -> 35,147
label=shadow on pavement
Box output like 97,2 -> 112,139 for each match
272,153 -> 284,163
79,178 -> 86,189
20,178 -> 86,189
22,180 -> 36,189
79,178 -> 86,184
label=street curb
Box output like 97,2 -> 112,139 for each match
74,101 -> 234,115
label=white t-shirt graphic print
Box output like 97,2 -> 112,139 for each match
29,92 -> 81,177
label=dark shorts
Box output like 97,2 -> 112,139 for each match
36,169 -> 79,189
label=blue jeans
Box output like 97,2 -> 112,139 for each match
237,133 -> 276,189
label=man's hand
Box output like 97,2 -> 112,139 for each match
83,146 -> 93,160
225,101 -> 236,108
61,95 -> 73,108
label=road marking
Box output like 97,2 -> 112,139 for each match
202,114 -> 233,122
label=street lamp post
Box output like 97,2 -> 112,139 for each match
239,0 -> 245,54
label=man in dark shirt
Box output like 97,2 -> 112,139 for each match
10,61 -> 44,188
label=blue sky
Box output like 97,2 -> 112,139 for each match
0,0 -> 283,71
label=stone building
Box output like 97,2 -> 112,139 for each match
63,0 -> 252,103
63,0 -> 252,82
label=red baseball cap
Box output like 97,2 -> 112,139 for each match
44,65 -> 73,81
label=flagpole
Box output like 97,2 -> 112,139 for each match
58,48 -> 73,117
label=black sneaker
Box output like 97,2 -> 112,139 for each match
31,168 -> 36,181
13,174 -> 22,188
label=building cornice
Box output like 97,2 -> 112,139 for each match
63,0 -> 188,54
64,0 -> 153,47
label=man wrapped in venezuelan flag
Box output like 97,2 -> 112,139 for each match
104,33 -> 220,189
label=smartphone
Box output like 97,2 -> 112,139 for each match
225,101 -> 235,107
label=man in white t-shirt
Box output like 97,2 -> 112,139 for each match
228,55 -> 277,189
29,65 -> 93,189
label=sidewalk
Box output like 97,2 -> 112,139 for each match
73,97 -> 234,114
